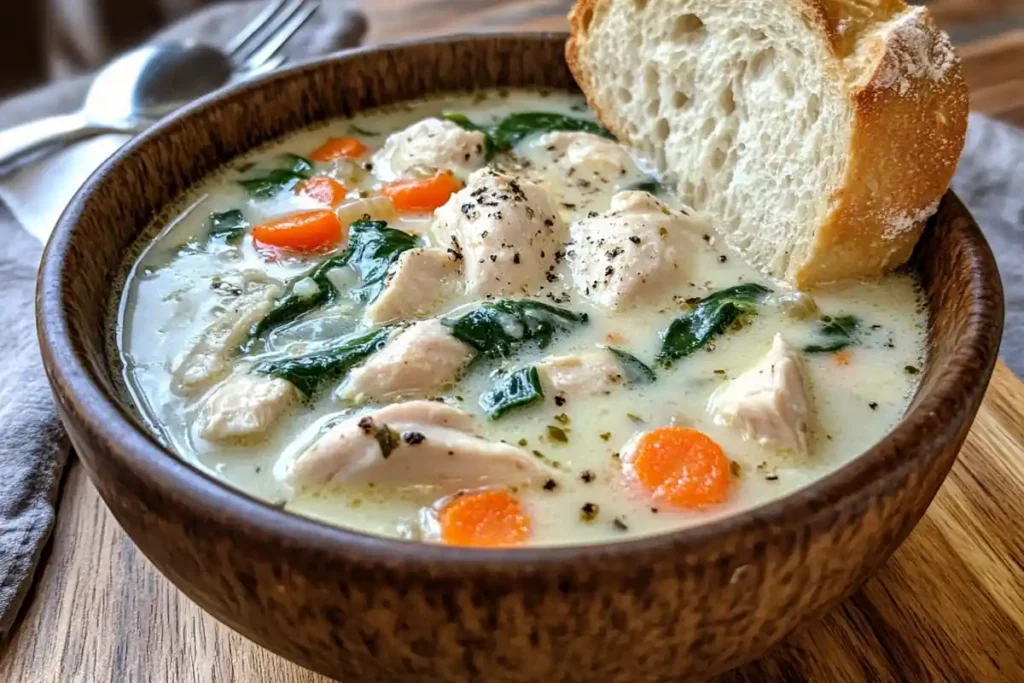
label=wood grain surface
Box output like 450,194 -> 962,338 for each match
3,1 -> 1023,681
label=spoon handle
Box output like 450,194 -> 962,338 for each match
0,112 -> 105,171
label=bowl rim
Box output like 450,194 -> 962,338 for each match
36,33 -> 1004,572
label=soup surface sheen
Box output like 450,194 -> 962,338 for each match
116,89 -> 926,546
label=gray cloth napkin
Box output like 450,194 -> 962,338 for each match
953,114 -> 1024,369
0,0 -> 366,636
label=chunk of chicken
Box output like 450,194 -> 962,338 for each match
372,118 -> 487,181
364,248 -> 462,324
537,350 -> 626,397
198,374 -> 297,441
707,334 -> 812,455
171,277 -> 283,395
567,191 -> 700,311
523,131 -> 637,185
276,401 -> 551,488
338,319 -> 475,402
432,168 -> 566,297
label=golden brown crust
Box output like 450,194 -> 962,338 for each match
792,6 -> 968,286
566,0 -> 969,289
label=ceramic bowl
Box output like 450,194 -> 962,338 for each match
36,34 -> 1003,682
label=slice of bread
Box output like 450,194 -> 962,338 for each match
567,0 -> 968,288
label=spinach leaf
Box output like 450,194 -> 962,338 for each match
283,153 -> 314,175
607,347 -> 656,385
480,366 -> 544,419
348,124 -> 379,137
442,299 -> 588,359
247,219 -> 417,344
628,180 -> 663,195
208,209 -> 249,243
343,218 -> 419,303
657,283 -> 772,364
442,111 -> 611,156
490,112 -> 612,151
253,326 -> 393,397
237,154 -> 314,198
803,315 -> 861,353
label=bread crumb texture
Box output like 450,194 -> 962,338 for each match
567,0 -> 968,288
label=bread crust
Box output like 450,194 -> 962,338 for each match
566,0 -> 969,289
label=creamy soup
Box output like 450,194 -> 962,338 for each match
114,89 -> 926,546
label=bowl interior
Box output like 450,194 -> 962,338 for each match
38,34 -> 1004,564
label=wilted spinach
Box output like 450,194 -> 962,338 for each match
247,219 -> 417,345
253,326 -> 393,397
657,283 -> 772,364
627,179 -> 663,195
442,111 -> 611,157
607,347 -> 656,385
479,366 -> 544,419
342,218 -> 419,303
208,209 -> 249,242
803,315 -> 861,353
237,153 -> 315,198
442,299 -> 588,359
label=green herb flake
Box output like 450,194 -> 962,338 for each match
580,502 -> 600,522
730,460 -> 741,478
348,124 -> 379,137
517,438 -> 529,446
905,365 -> 920,375
546,425 -> 569,443
599,432 -> 612,441
542,478 -> 558,492
553,413 -> 570,425
374,424 -> 400,459
612,516 -> 629,532
479,367 -> 544,419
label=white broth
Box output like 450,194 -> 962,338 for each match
115,89 -> 926,546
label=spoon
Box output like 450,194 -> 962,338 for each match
0,42 -> 233,171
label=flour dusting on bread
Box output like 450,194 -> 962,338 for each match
567,0 -> 968,288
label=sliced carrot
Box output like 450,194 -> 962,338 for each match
251,209 -> 344,252
630,427 -> 731,509
296,176 -> 348,208
834,350 -> 852,366
439,490 -> 531,547
381,171 -> 462,214
310,137 -> 368,162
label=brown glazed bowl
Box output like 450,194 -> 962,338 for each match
37,34 -> 1003,682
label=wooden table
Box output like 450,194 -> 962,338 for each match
3,1 -> 1023,680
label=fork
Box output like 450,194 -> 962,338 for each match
229,0 -> 321,78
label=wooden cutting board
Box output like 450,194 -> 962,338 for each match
3,2 -> 1024,680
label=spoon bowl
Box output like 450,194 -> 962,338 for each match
85,42 -> 233,125
0,41 -> 233,171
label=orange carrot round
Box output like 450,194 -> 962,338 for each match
251,209 -> 344,252
438,490 -> 531,547
296,176 -> 348,208
630,427 -> 732,509
310,137 -> 368,162
381,171 -> 461,213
